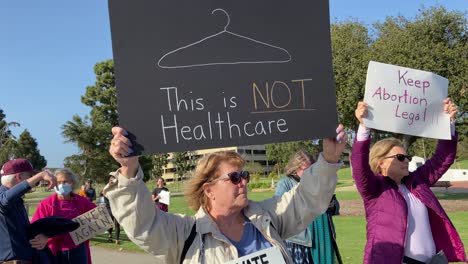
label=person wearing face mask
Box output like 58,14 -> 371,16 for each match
32,168 -> 96,264
352,98 -> 466,264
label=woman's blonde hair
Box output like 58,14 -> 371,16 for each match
369,138 -> 405,174
185,151 -> 245,211
284,150 -> 315,175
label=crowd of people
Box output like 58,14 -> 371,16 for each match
0,98 -> 465,263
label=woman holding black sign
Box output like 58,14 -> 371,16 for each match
352,98 -> 466,264
104,125 -> 346,263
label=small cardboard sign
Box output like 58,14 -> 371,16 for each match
70,205 -> 114,245
225,247 -> 285,264
364,61 -> 450,139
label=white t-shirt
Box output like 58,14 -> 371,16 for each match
399,184 -> 436,262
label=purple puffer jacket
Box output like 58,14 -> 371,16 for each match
351,134 -> 466,264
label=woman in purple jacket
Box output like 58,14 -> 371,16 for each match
352,98 -> 466,264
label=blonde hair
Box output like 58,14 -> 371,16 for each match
185,151 -> 245,211
284,150 -> 315,175
369,138 -> 405,174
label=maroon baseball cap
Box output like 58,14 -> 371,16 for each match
0,159 -> 35,176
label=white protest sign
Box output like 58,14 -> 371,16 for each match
225,247 -> 285,264
158,190 -> 170,205
364,61 -> 450,139
70,205 -> 114,245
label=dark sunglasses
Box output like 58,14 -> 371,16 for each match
224,170 -> 250,184
384,154 -> 413,162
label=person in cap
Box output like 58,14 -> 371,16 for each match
0,158 -> 57,263
84,179 -> 96,202
32,168 -> 96,264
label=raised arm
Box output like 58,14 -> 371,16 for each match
106,127 -> 194,262
0,170 -> 56,214
415,98 -> 458,186
351,102 -> 380,200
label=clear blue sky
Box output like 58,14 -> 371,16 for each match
0,0 -> 466,167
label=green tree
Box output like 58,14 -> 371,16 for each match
14,130 -> 47,170
408,137 -> 437,160
172,151 -> 193,181
266,141 -> 321,174
152,154 -> 170,179
62,60 -> 156,183
0,109 -> 20,165
243,162 -> 264,176
331,20 -> 371,131
62,60 -> 122,182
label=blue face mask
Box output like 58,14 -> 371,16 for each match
55,184 -> 72,196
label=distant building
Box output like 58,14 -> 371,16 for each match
162,145 -> 274,181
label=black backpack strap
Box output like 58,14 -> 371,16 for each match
180,222 -> 197,264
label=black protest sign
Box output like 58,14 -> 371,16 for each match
108,0 -> 338,154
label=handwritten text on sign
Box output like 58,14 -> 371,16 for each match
70,205 -> 114,245
159,79 -> 312,144
225,247 -> 285,264
364,61 -> 450,139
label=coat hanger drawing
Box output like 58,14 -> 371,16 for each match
157,8 -> 292,69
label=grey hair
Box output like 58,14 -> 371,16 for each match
284,150 -> 315,175
54,168 -> 78,185
1,174 -> 16,185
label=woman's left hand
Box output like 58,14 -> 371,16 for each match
444,97 -> 458,122
30,234 -> 48,250
322,124 -> 346,163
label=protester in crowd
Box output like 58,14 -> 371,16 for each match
78,184 -> 87,198
0,158 -> 57,263
352,99 -> 466,264
99,173 -> 121,244
32,168 -> 96,264
276,150 -> 342,264
104,125 -> 345,263
84,179 -> 96,202
152,177 -> 169,212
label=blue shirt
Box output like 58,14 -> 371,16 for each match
0,181 -> 34,261
227,219 -> 272,257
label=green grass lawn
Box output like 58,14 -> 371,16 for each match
453,159 -> 468,169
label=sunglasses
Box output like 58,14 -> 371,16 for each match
384,154 -> 413,162
221,170 -> 250,185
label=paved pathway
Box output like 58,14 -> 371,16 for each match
91,246 -> 163,263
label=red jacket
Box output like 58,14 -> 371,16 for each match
351,135 -> 466,264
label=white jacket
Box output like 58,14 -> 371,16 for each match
104,153 -> 341,264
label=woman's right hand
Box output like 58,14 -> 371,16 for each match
109,127 -> 139,178
355,101 -> 368,125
